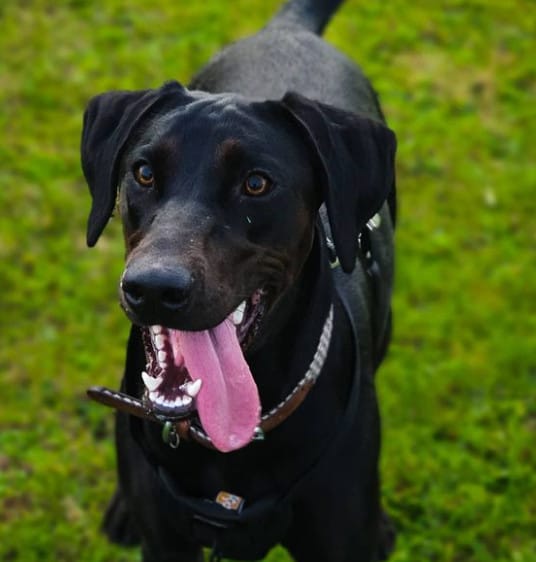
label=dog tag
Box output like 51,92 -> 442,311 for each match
214,491 -> 245,513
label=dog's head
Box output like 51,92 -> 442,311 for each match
81,80 -> 395,451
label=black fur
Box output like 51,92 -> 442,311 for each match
81,1 -> 397,560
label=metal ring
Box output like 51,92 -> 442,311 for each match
162,421 -> 180,448
169,431 -> 180,449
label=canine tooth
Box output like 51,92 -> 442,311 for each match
184,379 -> 202,398
141,371 -> 164,392
157,350 -> 167,363
152,325 -> 162,334
182,395 -> 192,407
232,301 -> 246,325
154,335 -> 165,350
232,311 -> 243,325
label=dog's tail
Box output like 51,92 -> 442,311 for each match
268,0 -> 344,35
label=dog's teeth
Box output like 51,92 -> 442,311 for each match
182,395 -> 192,407
157,350 -> 167,363
154,335 -> 165,350
142,371 -> 164,392
183,379 -> 202,398
152,325 -> 162,335
232,301 -> 246,325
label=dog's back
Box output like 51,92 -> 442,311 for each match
191,0 -> 384,119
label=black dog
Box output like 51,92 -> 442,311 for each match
81,0 -> 397,560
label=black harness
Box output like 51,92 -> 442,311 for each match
157,267 -> 362,561
127,222 -> 385,560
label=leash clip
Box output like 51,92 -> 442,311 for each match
325,236 -> 340,269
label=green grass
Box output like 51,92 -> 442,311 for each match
1,0 -> 534,560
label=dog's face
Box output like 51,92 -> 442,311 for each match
81,81 -> 396,451
117,93 -> 319,334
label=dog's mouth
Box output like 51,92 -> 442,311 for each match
141,288 -> 267,452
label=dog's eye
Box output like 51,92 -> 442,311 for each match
244,173 -> 271,196
133,163 -> 155,188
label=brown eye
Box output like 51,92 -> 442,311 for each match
134,163 -> 154,188
244,173 -> 271,196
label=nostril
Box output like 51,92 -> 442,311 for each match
123,281 -> 145,307
161,287 -> 189,310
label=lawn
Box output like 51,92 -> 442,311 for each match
0,0 -> 534,561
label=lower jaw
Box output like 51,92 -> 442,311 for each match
142,375 -> 200,419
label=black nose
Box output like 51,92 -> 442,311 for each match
121,264 -> 193,317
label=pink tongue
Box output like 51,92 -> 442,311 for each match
170,319 -> 260,452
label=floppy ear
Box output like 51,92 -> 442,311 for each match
81,80 -> 190,246
281,92 -> 396,273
